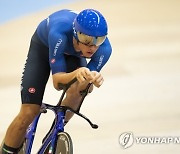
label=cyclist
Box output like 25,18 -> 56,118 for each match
1,9 -> 112,154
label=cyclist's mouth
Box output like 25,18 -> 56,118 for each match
86,51 -> 94,56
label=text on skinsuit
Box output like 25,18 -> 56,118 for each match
53,39 -> 63,56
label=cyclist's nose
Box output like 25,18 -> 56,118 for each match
89,45 -> 98,51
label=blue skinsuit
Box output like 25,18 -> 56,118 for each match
36,9 -> 112,74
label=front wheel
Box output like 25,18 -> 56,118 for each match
55,132 -> 73,154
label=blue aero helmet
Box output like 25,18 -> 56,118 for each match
73,9 -> 108,46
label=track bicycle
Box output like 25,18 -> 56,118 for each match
19,78 -> 98,154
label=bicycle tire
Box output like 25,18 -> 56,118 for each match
55,132 -> 73,154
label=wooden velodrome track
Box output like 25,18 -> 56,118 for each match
0,0 -> 180,153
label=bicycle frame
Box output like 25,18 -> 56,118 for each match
22,79 -> 98,154
38,104 -> 66,154
23,103 -> 66,154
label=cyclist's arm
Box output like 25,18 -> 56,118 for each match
52,67 -> 95,90
87,39 -> 112,87
87,38 -> 112,72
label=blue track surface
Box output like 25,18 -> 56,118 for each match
0,0 -> 79,24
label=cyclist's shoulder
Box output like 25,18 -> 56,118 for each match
47,9 -> 76,36
50,9 -> 77,17
48,9 -> 77,25
97,37 -> 112,54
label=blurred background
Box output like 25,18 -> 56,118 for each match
0,0 -> 180,153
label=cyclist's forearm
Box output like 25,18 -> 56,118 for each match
52,70 -> 78,90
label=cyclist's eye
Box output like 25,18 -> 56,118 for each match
83,40 -> 92,45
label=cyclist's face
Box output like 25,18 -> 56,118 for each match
78,42 -> 99,58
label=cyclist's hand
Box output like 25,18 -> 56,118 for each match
76,67 -> 94,83
91,71 -> 104,88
